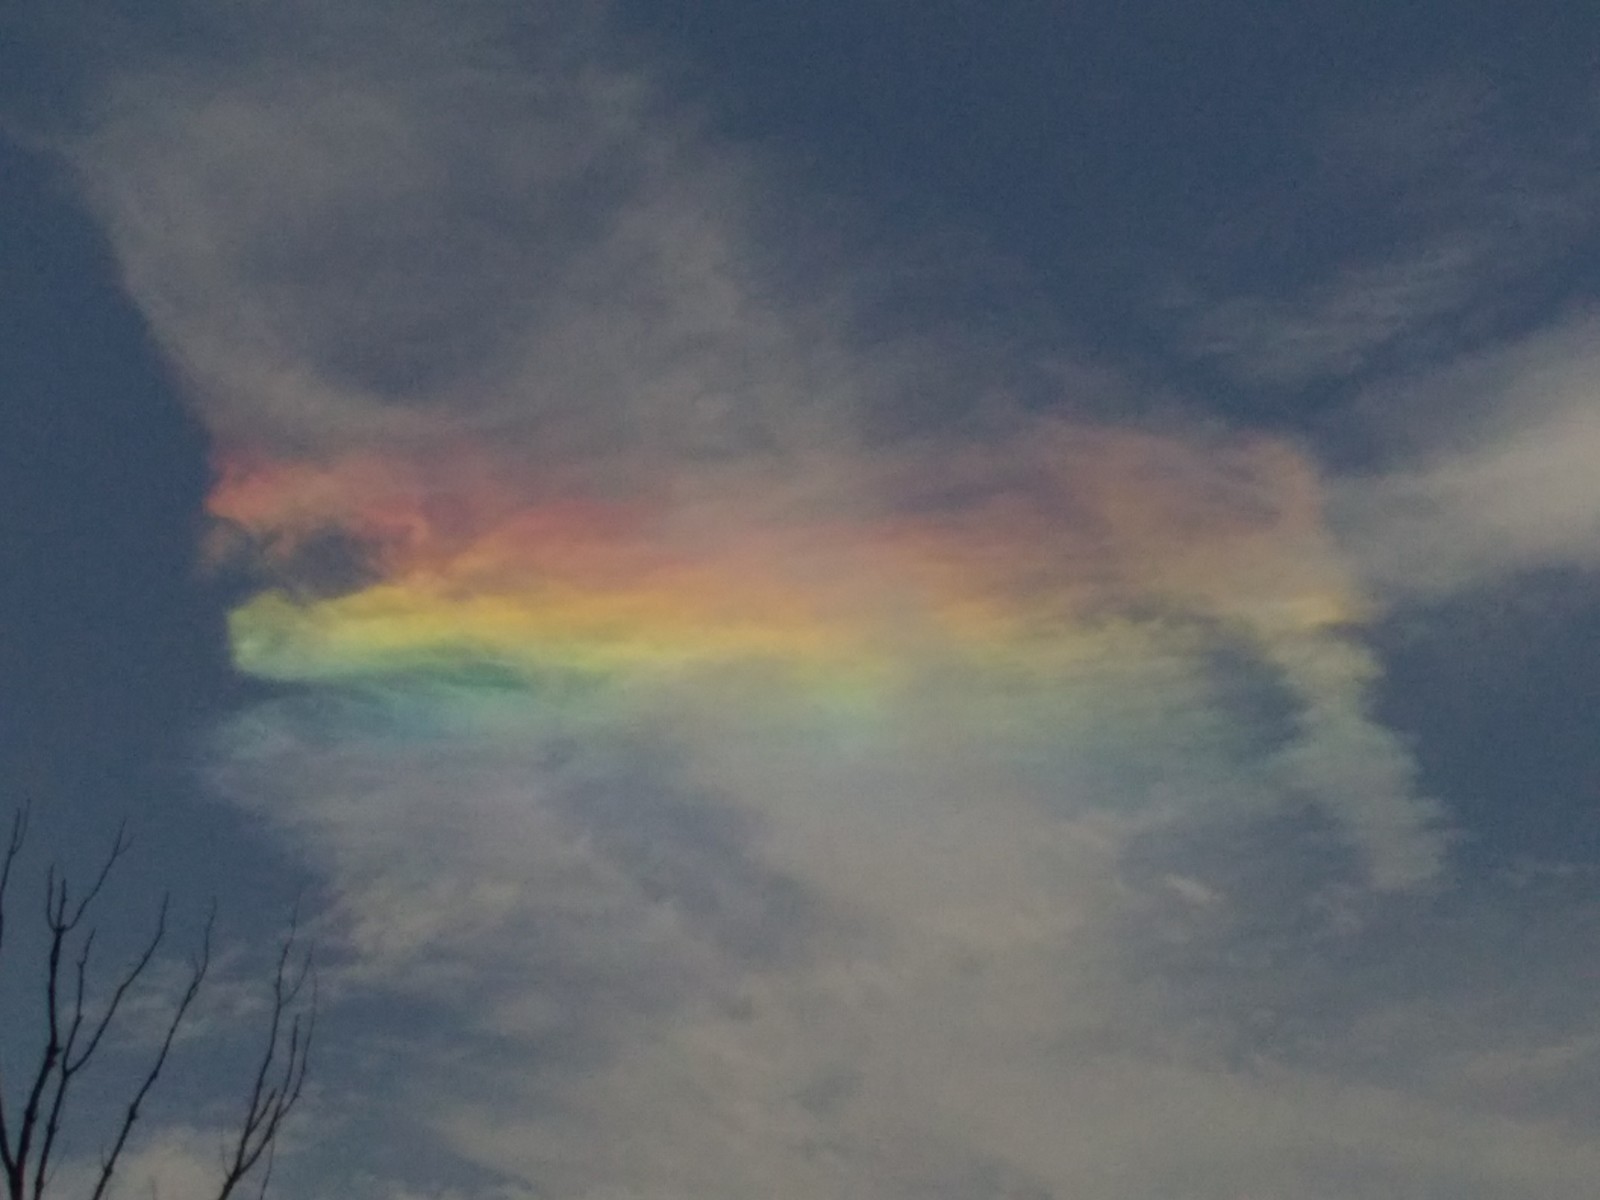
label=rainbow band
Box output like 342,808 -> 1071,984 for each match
210,428 -> 1359,712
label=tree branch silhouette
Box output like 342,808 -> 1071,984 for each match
0,805 -> 314,1200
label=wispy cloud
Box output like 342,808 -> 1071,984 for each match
1168,77 -> 1600,391
1333,312 -> 1600,597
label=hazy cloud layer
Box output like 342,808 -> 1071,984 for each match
51,4 -> 1600,1198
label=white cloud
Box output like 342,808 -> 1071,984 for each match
50,1127 -> 237,1200
1333,312 -> 1600,597
200,649 -> 1467,1197
67,2 -> 864,471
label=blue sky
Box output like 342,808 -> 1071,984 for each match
3,2 -> 1600,1197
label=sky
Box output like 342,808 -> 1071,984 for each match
2,2 -> 1599,1197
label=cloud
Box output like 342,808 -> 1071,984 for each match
1333,312 -> 1600,597
1181,237 -> 1503,387
49,3 -> 1600,1197
1168,77 -> 1600,391
50,1127 -> 247,1200
211,697 -> 1600,1199
66,0 -> 862,469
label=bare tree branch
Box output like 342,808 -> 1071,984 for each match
0,804 -> 27,963
85,915 -> 210,1200
0,804 -> 31,1191
7,827 -> 135,1200
56,823 -> 130,934
8,875 -> 72,1198
34,899 -> 177,1200
0,810 -> 316,1200
215,920 -> 316,1200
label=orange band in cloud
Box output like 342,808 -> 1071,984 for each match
209,422 -> 1358,708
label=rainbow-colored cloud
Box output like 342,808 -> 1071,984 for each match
211,423 -> 1356,705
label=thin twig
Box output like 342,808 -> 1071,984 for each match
85,914 -> 211,1200
214,922 -> 316,1200
0,813 -> 316,1200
